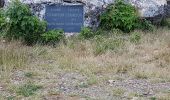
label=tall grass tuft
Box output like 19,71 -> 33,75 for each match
0,42 -> 29,72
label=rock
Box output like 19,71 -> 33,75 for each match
4,0 -> 168,28
129,0 -> 167,17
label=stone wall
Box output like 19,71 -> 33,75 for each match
4,0 -> 168,27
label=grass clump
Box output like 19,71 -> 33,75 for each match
112,88 -> 125,96
24,72 -> 35,78
0,44 -> 29,72
134,71 -> 148,79
6,96 -> 16,100
150,97 -> 156,100
130,32 -> 141,43
93,35 -> 125,55
87,76 -> 98,85
16,83 -> 42,97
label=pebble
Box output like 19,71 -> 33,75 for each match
2,39 -> 6,43
108,80 -> 115,85
0,86 -> 3,90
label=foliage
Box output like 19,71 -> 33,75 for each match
17,83 -> 42,97
41,29 -> 65,44
100,0 -> 139,32
5,0 -> 46,45
130,32 -> 141,43
79,25 -> 124,40
137,19 -> 154,31
79,27 -> 95,39
99,0 -> 153,32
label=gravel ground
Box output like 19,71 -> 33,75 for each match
1,71 -> 170,100
42,72 -> 170,100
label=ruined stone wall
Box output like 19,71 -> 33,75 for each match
4,0 -> 168,27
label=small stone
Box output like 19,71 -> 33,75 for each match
0,86 -> 3,90
2,40 -> 5,43
108,80 -> 115,84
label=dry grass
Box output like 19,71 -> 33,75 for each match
0,28 -> 170,99
112,87 -> 126,96
51,28 -> 170,81
0,41 -> 28,70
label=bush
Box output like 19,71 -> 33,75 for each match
100,0 -> 139,32
5,0 -> 46,45
99,0 -> 153,32
79,27 -> 95,39
41,29 -> 65,44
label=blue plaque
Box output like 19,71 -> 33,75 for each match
45,5 -> 84,33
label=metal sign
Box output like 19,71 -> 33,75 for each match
45,5 -> 84,32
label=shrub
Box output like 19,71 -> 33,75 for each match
41,29 -> 65,44
100,0 -> 139,32
5,0 -> 46,45
79,27 -> 95,39
99,0 -> 153,32
130,32 -> 141,43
